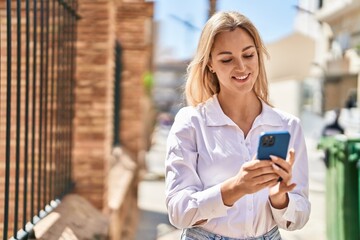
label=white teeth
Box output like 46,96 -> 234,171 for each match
234,74 -> 248,80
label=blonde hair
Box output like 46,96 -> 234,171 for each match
185,11 -> 271,106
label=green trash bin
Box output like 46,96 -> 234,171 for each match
318,136 -> 360,240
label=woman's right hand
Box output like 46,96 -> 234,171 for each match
221,160 -> 279,206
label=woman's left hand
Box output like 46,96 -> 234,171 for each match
268,149 -> 297,209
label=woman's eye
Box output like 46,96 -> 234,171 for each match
244,54 -> 254,58
221,59 -> 232,63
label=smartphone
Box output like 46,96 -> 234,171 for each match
257,131 -> 290,160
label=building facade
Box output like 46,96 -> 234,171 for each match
316,0 -> 360,111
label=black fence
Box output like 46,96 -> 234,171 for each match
0,0 -> 79,239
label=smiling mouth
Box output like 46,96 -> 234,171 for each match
232,73 -> 250,81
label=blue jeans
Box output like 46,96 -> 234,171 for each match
181,226 -> 282,240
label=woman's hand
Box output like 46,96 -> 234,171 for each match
269,149 -> 297,209
221,159 -> 279,206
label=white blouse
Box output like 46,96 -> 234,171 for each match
165,95 -> 311,238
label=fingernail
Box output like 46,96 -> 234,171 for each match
270,155 -> 277,160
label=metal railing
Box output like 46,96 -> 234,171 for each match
0,0 -> 79,239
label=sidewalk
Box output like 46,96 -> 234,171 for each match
135,123 -> 326,240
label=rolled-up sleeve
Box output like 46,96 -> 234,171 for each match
270,120 -> 311,230
165,108 -> 230,229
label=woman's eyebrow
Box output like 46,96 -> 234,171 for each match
242,45 -> 255,51
216,45 -> 255,56
217,51 -> 232,56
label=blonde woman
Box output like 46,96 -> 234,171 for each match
165,11 -> 310,239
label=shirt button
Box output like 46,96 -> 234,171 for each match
248,206 -> 252,211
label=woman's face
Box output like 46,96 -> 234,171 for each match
209,27 -> 259,97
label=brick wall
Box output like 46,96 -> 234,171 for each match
0,0 -> 154,237
74,0 -> 154,213
117,1 -> 154,159
74,0 -> 115,210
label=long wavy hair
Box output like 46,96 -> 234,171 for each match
185,11 -> 271,106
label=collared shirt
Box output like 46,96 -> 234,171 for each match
165,95 -> 311,238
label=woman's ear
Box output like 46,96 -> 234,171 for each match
207,63 -> 214,73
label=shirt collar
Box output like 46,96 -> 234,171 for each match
204,94 -> 283,128
203,95 -> 234,126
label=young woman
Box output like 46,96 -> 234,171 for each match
165,11 -> 310,239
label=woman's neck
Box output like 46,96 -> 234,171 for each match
217,91 -> 262,136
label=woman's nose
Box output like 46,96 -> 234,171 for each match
235,58 -> 245,71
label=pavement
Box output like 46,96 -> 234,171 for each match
135,111 -> 327,240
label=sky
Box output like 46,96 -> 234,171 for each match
154,0 -> 299,61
